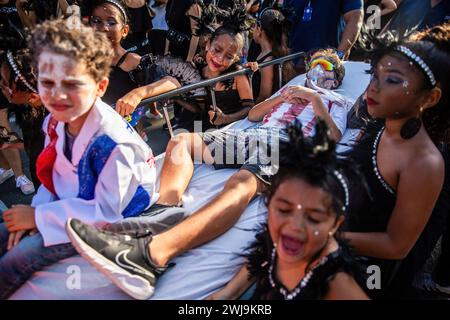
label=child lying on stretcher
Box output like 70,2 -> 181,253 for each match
246,49 -> 353,141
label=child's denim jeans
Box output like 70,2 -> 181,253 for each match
0,222 -> 77,299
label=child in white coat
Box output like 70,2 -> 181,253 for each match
0,18 -> 158,299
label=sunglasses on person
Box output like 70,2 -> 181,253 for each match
309,59 -> 334,71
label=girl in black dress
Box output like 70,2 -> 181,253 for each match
87,0 -> 142,107
115,3 -> 255,131
247,8 -> 295,103
342,23 -> 450,299
208,120 -> 368,300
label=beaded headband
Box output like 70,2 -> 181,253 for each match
104,0 -> 128,24
395,45 -> 437,87
6,51 -> 37,93
332,170 -> 349,212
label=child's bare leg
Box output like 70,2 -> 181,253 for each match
157,132 -> 214,205
0,149 -> 24,177
0,110 -> 24,177
150,169 -> 265,266
0,152 -> 9,170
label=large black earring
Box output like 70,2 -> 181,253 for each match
400,107 -> 423,139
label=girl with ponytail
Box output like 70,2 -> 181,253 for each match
248,8 -> 296,103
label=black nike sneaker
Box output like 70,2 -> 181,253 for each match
66,218 -> 167,300
104,204 -> 188,236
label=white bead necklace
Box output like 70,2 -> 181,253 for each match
268,247 -> 329,300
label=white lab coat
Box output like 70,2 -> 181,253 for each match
32,98 -> 158,246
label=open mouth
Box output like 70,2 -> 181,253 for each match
281,235 -> 304,256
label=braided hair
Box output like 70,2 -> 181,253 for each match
0,21 -> 36,93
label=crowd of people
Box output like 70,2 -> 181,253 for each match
0,0 -> 449,300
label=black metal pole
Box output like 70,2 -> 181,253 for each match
136,51 -> 305,107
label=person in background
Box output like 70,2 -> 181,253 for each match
148,0 -> 168,56
0,48 -> 44,193
87,0 -> 141,108
165,0 -> 201,62
283,0 -> 364,72
247,8 -> 296,103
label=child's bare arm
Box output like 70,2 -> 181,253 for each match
115,76 -> 181,116
206,264 -> 255,300
248,95 -> 284,122
281,86 -> 343,141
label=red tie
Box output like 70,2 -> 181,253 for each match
36,116 -> 59,195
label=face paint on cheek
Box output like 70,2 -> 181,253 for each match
306,65 -> 335,90
306,65 -> 325,88
40,62 -> 54,74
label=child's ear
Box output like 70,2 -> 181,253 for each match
96,77 -> 109,97
331,215 -> 345,236
333,79 -> 340,89
421,86 -> 442,111
122,24 -> 130,39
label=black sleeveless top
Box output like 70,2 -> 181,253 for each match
346,124 -> 397,233
165,0 -> 196,60
201,89 -> 247,131
198,62 -> 254,131
103,52 -> 139,106
247,229 -> 365,300
251,52 -> 274,100
343,123 -> 399,298
344,123 -> 450,299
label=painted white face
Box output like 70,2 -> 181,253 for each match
37,50 -> 100,124
306,65 -> 337,90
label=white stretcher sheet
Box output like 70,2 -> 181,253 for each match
10,61 -> 370,300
